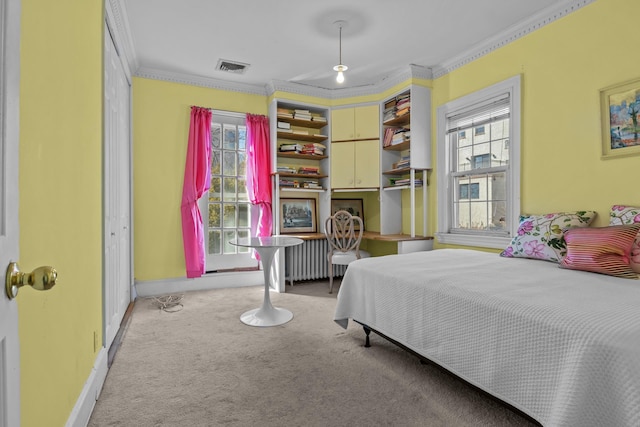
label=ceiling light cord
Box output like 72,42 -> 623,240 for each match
333,21 -> 348,84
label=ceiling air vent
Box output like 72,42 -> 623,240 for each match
216,59 -> 250,74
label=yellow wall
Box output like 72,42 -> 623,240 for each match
431,0 -> 640,249
19,1 -> 103,426
133,78 -> 267,280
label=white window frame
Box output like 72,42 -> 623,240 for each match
436,75 -> 521,249
198,110 -> 258,272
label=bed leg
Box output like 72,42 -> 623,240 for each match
363,325 -> 371,348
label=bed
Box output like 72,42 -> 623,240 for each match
334,248 -> 640,426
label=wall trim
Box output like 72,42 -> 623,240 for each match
431,0 -> 595,78
135,270 -> 264,298
65,348 -> 108,427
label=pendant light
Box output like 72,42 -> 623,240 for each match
332,20 -> 348,84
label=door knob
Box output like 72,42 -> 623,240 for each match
5,262 -> 58,299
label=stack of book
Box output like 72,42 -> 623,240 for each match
279,178 -> 298,188
277,121 -> 292,133
392,157 -> 410,170
279,143 -> 302,152
395,93 -> 410,118
298,166 -> 319,175
300,142 -> 325,155
311,114 -> 327,123
277,108 -> 293,119
391,129 -> 410,145
383,127 -> 410,147
277,166 -> 297,174
383,92 -> 411,122
388,177 -> 423,187
302,180 -> 322,189
293,109 -> 312,121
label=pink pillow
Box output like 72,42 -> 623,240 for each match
559,223 -> 640,279
609,205 -> 640,273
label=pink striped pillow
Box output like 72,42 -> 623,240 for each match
559,224 -> 640,279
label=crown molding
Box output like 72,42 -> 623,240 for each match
105,0 -> 138,78
431,0 -> 595,78
120,0 -> 592,97
136,66 -> 268,96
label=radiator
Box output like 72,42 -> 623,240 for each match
285,239 -> 347,285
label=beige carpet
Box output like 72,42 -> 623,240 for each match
88,280 -> 539,427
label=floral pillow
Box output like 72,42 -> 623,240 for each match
500,211 -> 597,262
609,205 -> 640,273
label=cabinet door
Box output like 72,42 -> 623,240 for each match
331,142 -> 355,188
355,139 -> 379,188
331,108 -> 355,141
354,105 -> 379,140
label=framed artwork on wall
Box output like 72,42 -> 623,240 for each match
280,198 -> 317,233
331,198 -> 364,230
600,77 -> 640,159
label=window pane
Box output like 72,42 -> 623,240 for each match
223,125 -> 237,150
223,230 -> 236,254
237,178 -> 248,202
208,230 -> 221,255
223,151 -> 237,176
238,126 -> 246,150
237,229 -> 250,253
211,124 -> 221,149
224,178 -> 237,201
209,177 -> 221,202
209,203 -> 221,228
223,204 -> 237,227
211,150 -> 221,175
238,204 -> 249,227
238,152 -> 246,176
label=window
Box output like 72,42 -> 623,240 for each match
199,111 -> 257,271
459,183 -> 480,200
436,76 -> 521,249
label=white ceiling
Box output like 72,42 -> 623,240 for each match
120,0 -> 582,92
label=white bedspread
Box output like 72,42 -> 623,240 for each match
334,249 -> 640,426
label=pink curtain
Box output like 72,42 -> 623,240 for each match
181,107 -> 212,278
246,114 -> 273,239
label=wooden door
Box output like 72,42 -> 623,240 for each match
330,142 -> 355,188
0,0 -> 22,424
355,140 -> 380,188
354,105 -> 380,140
331,108 -> 354,141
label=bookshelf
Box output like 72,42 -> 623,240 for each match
379,85 -> 431,238
270,100 -> 331,235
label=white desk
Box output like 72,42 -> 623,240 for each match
231,236 -> 303,327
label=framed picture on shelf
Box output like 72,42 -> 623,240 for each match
280,198 -> 317,233
331,198 -> 364,230
600,77 -> 640,159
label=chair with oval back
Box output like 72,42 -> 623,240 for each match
324,210 -> 370,293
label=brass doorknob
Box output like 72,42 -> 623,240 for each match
5,262 -> 58,299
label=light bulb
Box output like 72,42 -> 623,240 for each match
336,71 -> 345,83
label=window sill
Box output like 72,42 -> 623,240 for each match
435,233 -> 511,250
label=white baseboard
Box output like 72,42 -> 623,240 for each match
65,347 -> 108,427
134,270 -> 264,298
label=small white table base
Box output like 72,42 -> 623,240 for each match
232,237 -> 302,327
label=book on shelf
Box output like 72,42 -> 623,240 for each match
311,115 -> 327,122
277,166 -> 297,174
277,121 -> 291,130
292,129 -> 310,135
279,143 -> 302,152
298,166 -> 320,175
388,178 -> 423,187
